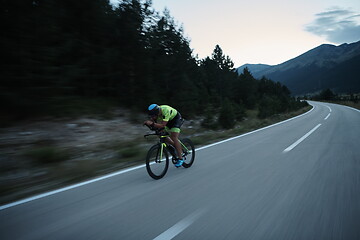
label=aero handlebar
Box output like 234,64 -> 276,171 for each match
143,124 -> 168,138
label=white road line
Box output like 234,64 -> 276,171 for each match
153,209 -> 205,240
197,105 -> 315,151
324,105 -> 331,120
326,105 -> 332,112
324,113 -> 331,120
0,105 -> 316,211
0,164 -> 145,211
283,124 -> 322,153
322,102 -> 359,113
343,105 -> 360,113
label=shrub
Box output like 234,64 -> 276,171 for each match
201,106 -> 219,129
258,95 -> 281,119
233,103 -> 246,121
218,99 -> 236,129
117,145 -> 146,161
24,146 -> 70,165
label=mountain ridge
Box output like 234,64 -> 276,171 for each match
236,40 -> 360,95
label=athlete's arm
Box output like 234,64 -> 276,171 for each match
144,120 -> 167,129
152,120 -> 168,129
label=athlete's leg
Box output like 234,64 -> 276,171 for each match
170,131 -> 183,159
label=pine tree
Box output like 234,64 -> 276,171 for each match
218,99 -> 236,129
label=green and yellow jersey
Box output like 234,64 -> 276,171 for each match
157,105 -> 178,122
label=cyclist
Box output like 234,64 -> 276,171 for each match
144,104 -> 184,167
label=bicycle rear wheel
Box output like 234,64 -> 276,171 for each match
180,138 -> 195,168
146,144 -> 169,179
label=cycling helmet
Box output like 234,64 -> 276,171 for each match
148,104 -> 160,116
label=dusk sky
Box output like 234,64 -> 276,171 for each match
112,0 -> 360,67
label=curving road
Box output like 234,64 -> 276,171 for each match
1,101 -> 359,240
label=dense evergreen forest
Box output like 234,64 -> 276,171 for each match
1,0 -> 307,125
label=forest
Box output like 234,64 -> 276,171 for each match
1,0 -> 307,127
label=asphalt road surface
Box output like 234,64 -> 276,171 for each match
1,101 -> 359,240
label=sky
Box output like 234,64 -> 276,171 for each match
112,0 -> 360,67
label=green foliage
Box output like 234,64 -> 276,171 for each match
48,97 -> 117,118
235,68 -> 258,109
201,106 -> 218,129
258,95 -> 281,119
233,103 -> 246,121
313,89 -> 337,101
118,146 -> 141,158
218,99 -> 236,129
116,143 -> 146,161
211,45 -> 234,70
1,0 -> 305,124
24,146 -> 71,165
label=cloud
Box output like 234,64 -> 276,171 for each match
305,7 -> 360,44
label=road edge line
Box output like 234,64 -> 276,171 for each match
197,104 -> 315,151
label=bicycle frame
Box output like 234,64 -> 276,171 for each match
179,140 -> 191,157
145,130 -> 191,159
158,135 -> 168,162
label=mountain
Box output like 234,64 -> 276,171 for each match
236,64 -> 272,75
237,41 -> 360,95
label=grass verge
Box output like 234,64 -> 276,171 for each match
188,106 -> 311,147
324,100 -> 360,110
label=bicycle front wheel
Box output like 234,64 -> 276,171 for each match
146,144 -> 169,180
180,138 -> 195,168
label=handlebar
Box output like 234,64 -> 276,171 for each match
143,124 -> 168,138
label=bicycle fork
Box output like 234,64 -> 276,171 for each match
156,143 -> 167,163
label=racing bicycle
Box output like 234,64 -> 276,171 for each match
144,125 -> 195,180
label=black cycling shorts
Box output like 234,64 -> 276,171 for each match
166,112 -> 184,132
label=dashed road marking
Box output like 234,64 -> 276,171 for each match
324,113 -> 331,120
153,209 -> 206,240
283,124 -> 322,153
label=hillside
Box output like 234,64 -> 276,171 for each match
237,41 -> 360,95
236,64 -> 272,76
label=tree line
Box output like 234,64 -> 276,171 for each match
1,0 -> 307,126
307,89 -> 359,102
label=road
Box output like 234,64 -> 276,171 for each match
1,101 -> 359,240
